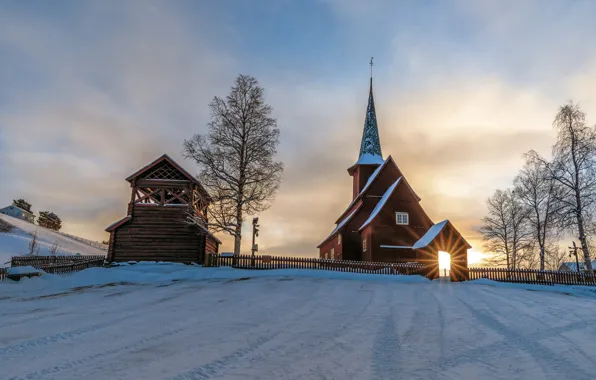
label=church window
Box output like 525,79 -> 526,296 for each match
338,234 -> 342,245
331,247 -> 335,259
396,212 -> 409,225
362,238 -> 367,252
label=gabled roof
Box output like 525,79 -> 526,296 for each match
412,220 -> 472,250
318,203 -> 363,247
337,156 -> 421,224
359,178 -> 402,231
125,154 -> 211,201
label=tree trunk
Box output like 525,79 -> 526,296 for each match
234,205 -> 242,255
576,210 -> 592,271
539,246 -> 545,271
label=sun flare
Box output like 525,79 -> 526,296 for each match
467,250 -> 484,266
438,251 -> 451,270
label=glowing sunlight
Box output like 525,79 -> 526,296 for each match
467,250 -> 484,266
438,251 -> 451,271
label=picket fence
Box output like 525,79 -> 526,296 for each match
469,267 -> 596,287
0,255 -> 106,280
206,254 -> 428,276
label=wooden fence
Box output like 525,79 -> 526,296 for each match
206,254 -> 428,276
469,267 -> 596,286
10,255 -> 106,268
0,255 -> 106,281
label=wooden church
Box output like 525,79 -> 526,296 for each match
106,154 -> 220,264
317,75 -> 471,280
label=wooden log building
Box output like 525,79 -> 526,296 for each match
317,74 -> 471,281
106,154 -> 220,264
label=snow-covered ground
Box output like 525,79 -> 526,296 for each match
1,265 -> 596,380
0,214 -> 106,267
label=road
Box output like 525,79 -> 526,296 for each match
1,272 -> 596,379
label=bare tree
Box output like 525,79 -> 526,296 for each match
514,155 -> 560,270
184,74 -> 283,254
28,230 -> 40,256
529,102 -> 596,271
479,189 -> 531,268
49,241 -> 60,256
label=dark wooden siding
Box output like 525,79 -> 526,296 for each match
110,205 -> 204,263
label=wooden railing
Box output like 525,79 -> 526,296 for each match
10,255 -> 106,268
206,254 -> 428,276
469,267 -> 596,286
40,258 -> 106,275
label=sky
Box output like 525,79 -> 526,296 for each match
2,0 -> 596,259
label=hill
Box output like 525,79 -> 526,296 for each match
0,213 -> 107,267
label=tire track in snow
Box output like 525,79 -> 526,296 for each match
0,283 -> 208,358
0,313 -> 134,356
167,280 -> 373,380
453,294 -> 594,380
466,285 -> 596,367
6,325 -> 190,380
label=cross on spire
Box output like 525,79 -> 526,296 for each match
370,56 -> 374,80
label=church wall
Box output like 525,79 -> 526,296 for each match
369,182 -> 434,261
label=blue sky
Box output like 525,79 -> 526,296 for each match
2,0 -> 596,256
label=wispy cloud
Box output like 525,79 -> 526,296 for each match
2,0 -> 596,258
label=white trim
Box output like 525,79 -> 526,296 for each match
395,212 -> 409,225
359,178 -> 402,231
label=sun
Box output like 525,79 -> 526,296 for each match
467,250 -> 484,266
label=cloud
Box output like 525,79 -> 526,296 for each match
3,0 -> 596,260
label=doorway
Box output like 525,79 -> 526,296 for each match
438,251 -> 451,278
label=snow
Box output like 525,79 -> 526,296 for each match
319,204 -> 362,245
6,265 -> 40,275
359,178 -> 401,231
355,153 -> 384,166
0,214 -> 106,267
412,220 -> 449,249
380,245 -> 412,249
1,264 -> 596,379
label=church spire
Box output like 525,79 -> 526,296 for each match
357,57 -> 383,163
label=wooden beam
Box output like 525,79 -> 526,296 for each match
136,179 -> 191,188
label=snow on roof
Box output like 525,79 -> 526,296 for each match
359,178 -> 402,231
355,153 -> 385,166
361,160 -> 385,194
412,220 -> 449,249
380,245 -> 412,249
1,205 -> 34,216
319,204 -> 363,247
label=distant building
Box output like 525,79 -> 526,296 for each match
0,205 -> 35,223
558,260 -> 596,272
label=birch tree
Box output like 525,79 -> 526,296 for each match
514,155 -> 559,270
529,102 -> 596,271
183,74 -> 283,254
479,189 -> 531,268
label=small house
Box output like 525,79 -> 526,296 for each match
558,260 -> 596,272
0,205 -> 35,223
